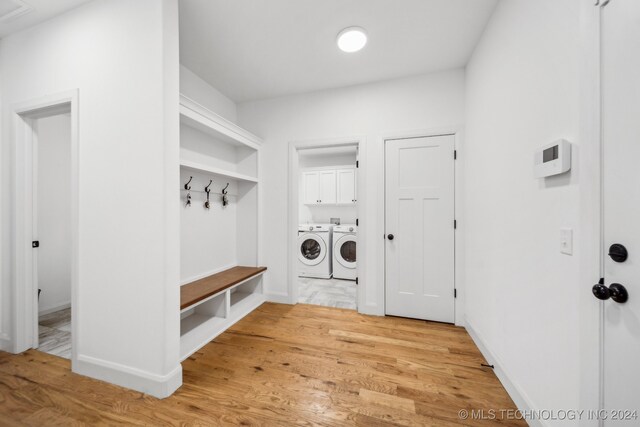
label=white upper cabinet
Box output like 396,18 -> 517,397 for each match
336,168 -> 356,204
303,167 -> 356,205
303,171 -> 320,204
318,170 -> 337,204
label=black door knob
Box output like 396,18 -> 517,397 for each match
609,283 -> 629,303
387,234 -> 394,240
608,244 -> 628,263
592,283 -> 610,300
592,282 -> 629,303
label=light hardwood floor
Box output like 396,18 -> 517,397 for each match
0,303 -> 524,426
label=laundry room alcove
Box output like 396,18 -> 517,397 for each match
178,94 -> 265,361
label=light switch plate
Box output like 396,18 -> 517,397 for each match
560,228 -> 573,255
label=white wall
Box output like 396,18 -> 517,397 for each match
36,114 -> 72,315
0,0 -> 181,397
180,169 -> 239,284
180,65 -> 237,123
463,0 -> 581,422
238,70 -> 465,313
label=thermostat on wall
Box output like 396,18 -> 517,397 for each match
534,139 -> 571,178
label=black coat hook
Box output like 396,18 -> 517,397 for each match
184,176 -> 193,207
222,183 -> 230,207
204,180 -> 212,209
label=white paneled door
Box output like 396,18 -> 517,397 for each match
599,1 -> 640,423
385,135 -> 455,322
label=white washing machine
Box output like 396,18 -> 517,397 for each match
333,224 -> 357,281
298,224 -> 333,279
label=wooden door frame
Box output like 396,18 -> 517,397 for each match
380,127 -> 463,325
287,137 -> 365,310
10,90 -> 79,368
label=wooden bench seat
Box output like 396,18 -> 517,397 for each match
180,266 -> 267,310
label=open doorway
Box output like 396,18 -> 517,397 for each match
296,145 -> 359,310
35,113 -> 73,358
11,91 -> 78,363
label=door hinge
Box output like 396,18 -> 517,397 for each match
32,241 -> 39,248
356,160 -> 359,168
454,220 -> 457,229
356,277 -> 359,285
454,289 -> 457,298
454,150 -> 457,160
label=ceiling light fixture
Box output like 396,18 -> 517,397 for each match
337,27 -> 367,53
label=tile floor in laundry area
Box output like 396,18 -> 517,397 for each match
297,277 -> 357,310
38,308 -> 71,359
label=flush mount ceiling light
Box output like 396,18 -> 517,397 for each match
337,27 -> 367,53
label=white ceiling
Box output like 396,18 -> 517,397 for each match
0,0 -> 92,38
180,0 -> 498,103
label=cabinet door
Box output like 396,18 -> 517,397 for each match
318,170 -> 337,204
336,168 -> 356,204
303,171 -> 320,204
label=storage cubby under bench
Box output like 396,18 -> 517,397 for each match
179,266 -> 267,361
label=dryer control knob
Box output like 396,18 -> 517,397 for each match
309,226 -> 313,231
349,227 -> 354,232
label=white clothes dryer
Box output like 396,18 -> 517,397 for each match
332,224 -> 357,281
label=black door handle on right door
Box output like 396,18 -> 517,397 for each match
387,234 -> 394,240
592,282 -> 629,303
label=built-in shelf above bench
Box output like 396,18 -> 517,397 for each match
179,93 -> 264,362
179,159 -> 258,184
179,266 -> 267,361
180,94 -> 262,151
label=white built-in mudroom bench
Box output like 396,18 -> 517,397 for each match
179,94 -> 265,361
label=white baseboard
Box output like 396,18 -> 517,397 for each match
359,302 -> 383,316
0,332 -> 11,352
265,292 -> 291,304
74,354 -> 182,399
38,302 -> 71,316
464,317 -> 546,427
